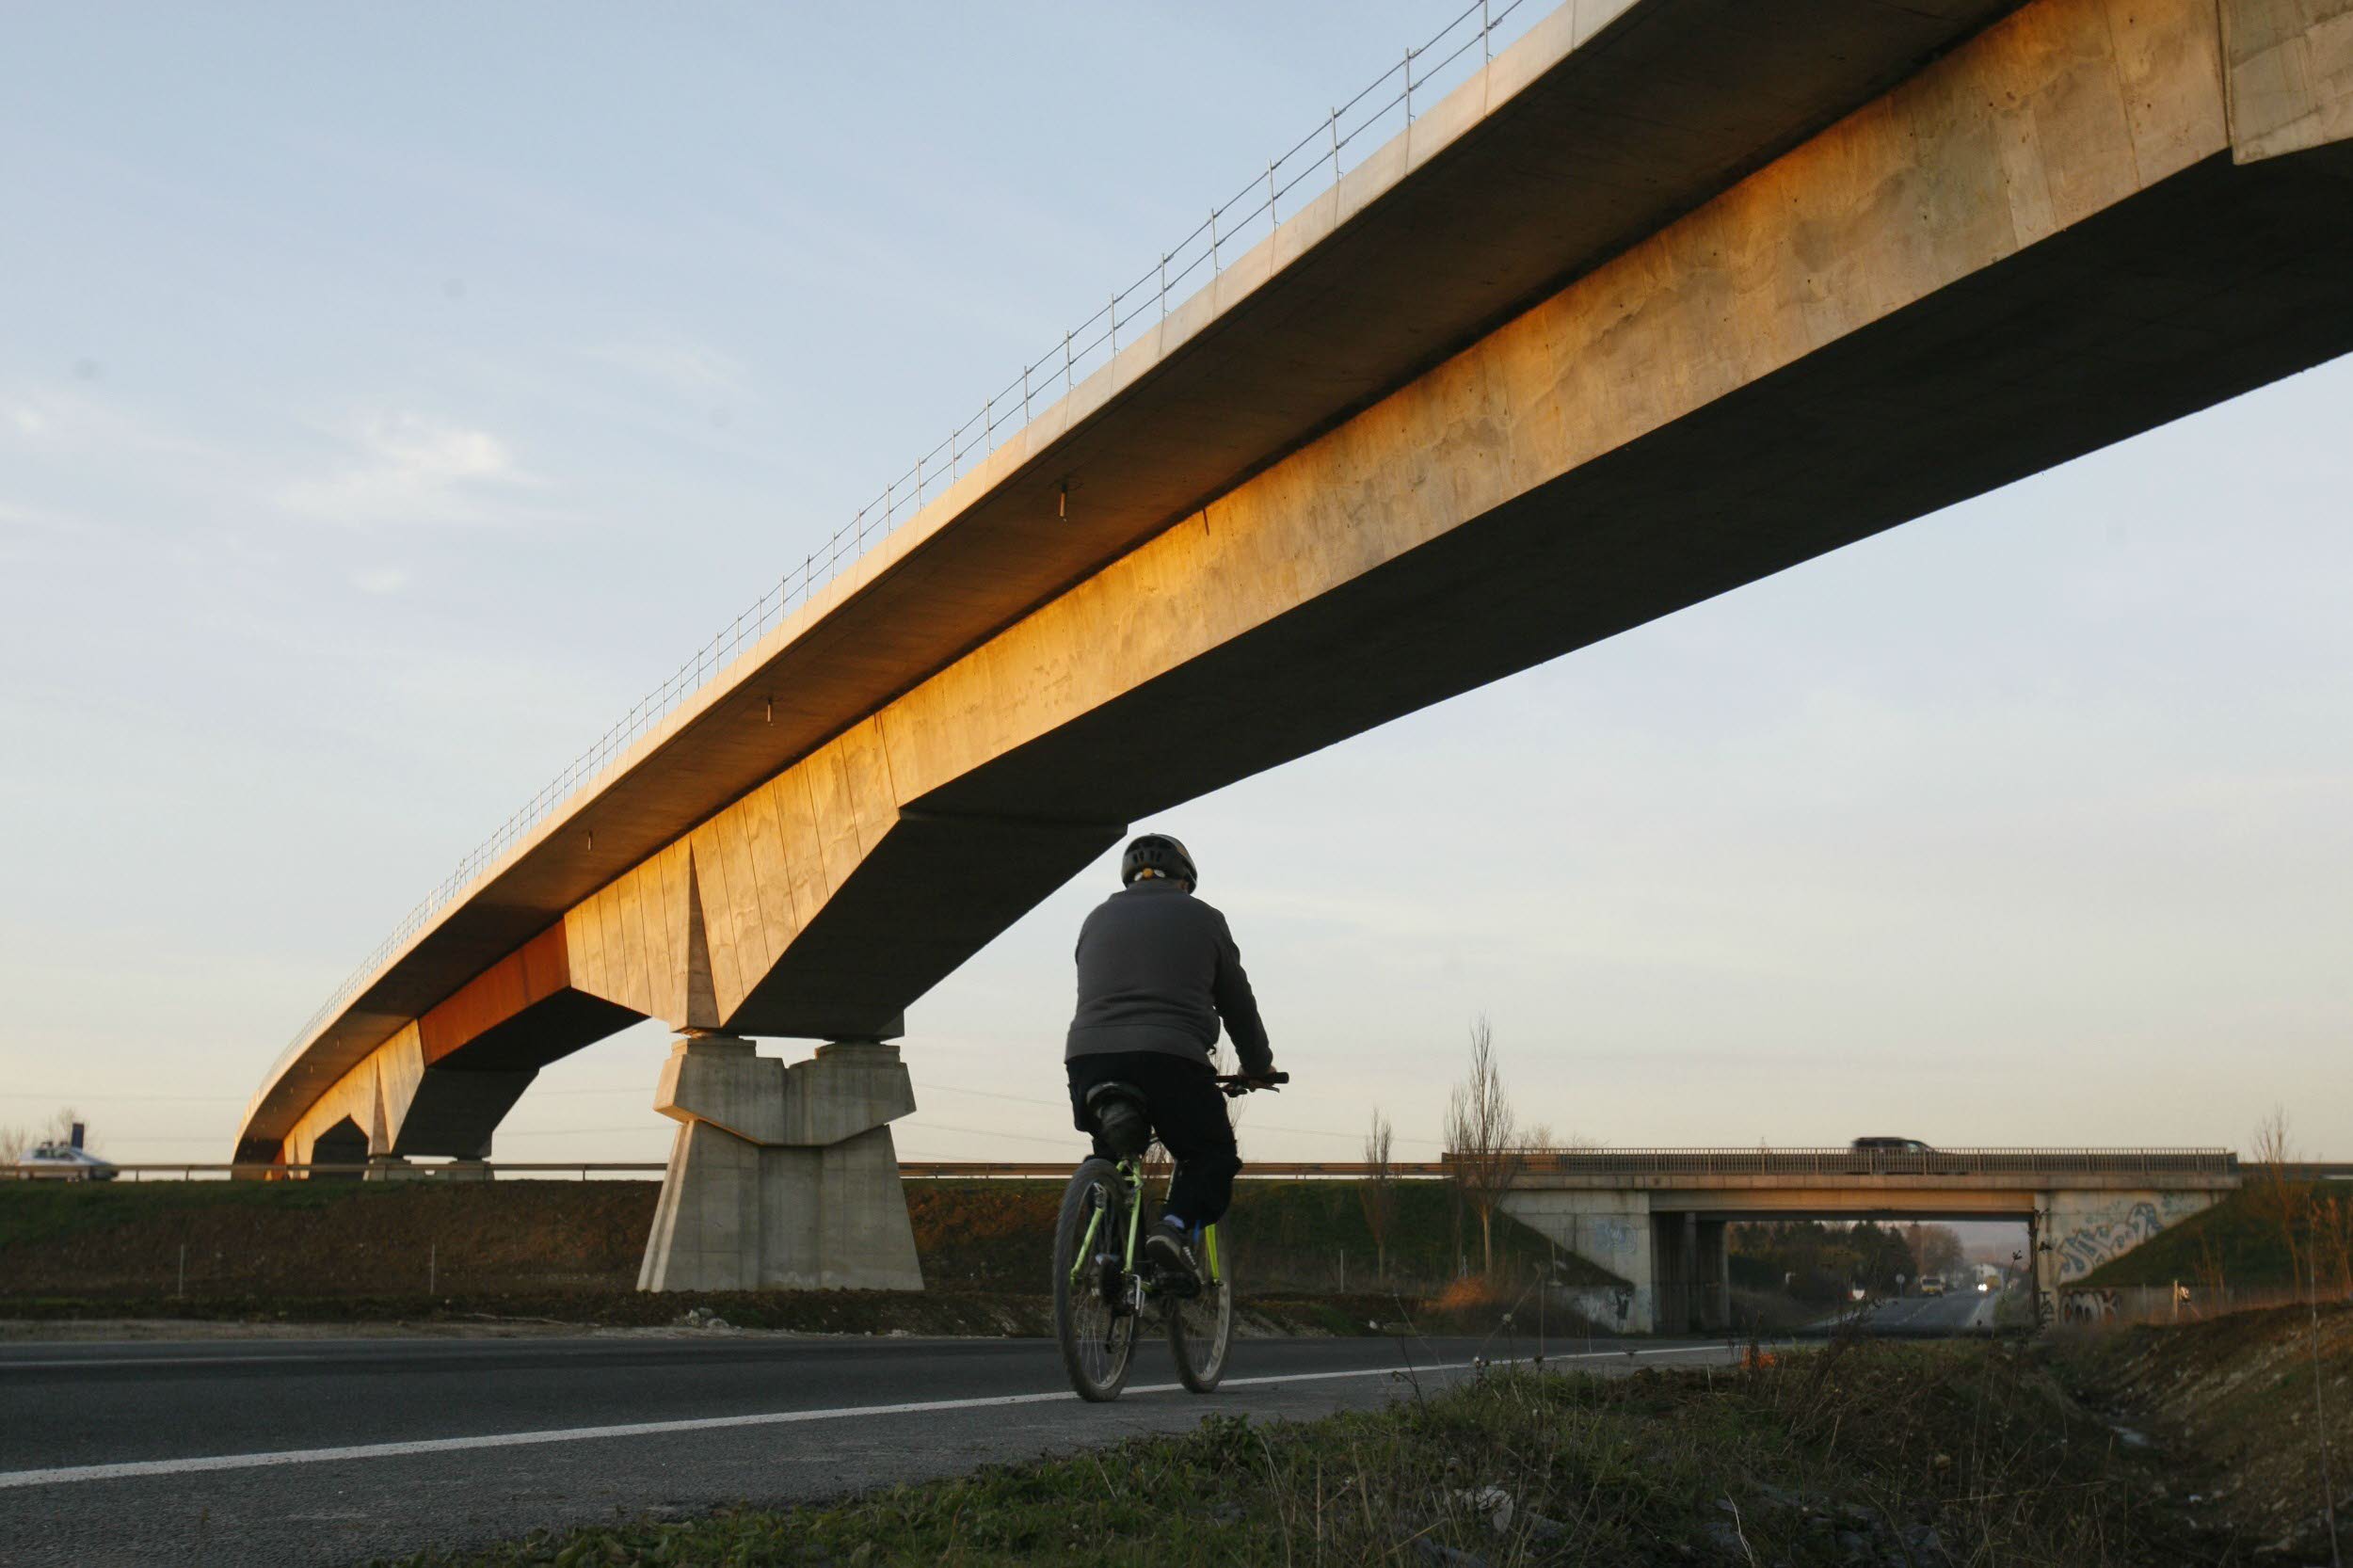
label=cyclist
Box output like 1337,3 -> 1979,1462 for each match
1065,832 -> 1277,1287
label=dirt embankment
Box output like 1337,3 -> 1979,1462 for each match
0,1177 -> 1608,1337
0,1179 -> 658,1298
0,1176 -> 1613,1298
2057,1301 -> 2353,1560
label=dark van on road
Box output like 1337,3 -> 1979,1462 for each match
1847,1136 -> 1938,1173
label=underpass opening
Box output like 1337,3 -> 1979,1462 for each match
308,1117 -> 368,1181
1712,1211 -> 2032,1339
1501,1149 -> 2236,1336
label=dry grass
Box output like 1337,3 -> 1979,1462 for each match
2056,1300 -> 2353,1560
384,1338 -> 2205,1566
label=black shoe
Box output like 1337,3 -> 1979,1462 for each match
1144,1226 -> 1199,1293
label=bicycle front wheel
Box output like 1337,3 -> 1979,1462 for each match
1168,1223 -> 1234,1393
1053,1159 -> 1138,1401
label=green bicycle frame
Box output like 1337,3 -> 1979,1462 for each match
1065,1159 -> 1222,1287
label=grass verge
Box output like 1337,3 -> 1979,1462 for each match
2053,1301 -> 2353,1560
379,1337 -> 2203,1566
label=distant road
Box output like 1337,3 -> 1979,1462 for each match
1817,1288 -> 2000,1336
0,1330 -> 1736,1567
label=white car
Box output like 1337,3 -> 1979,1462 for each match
16,1141 -> 116,1180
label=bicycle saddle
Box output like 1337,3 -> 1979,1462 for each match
1082,1081 -> 1152,1159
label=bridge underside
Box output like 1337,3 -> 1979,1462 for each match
1506,1176 -> 2233,1333
252,0 -> 2353,1229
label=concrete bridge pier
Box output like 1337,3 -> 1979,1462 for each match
636,1032 -> 923,1293
1501,1191 -> 1657,1333
1697,1219 -> 1731,1334
1647,1213 -> 1733,1336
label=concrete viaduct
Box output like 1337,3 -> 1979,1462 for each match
240,0 -> 2353,1290
1498,1146 -> 2238,1333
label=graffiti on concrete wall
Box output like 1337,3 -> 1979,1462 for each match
2059,1288 -> 2120,1323
2051,1192 -> 2214,1282
1562,1287 -> 1637,1324
1583,1217 -> 1638,1258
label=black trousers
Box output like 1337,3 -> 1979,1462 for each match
1066,1051 -> 1242,1227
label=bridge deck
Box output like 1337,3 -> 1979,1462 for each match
244,0 -> 2029,1152
246,0 -> 2353,1164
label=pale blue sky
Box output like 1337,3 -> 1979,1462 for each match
3,3 -> 2346,1168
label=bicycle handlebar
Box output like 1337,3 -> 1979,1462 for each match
1214,1071 -> 1289,1097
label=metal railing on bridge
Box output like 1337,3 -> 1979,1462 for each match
280,0 -> 1541,1069
14,1149 -> 2247,1183
1512,1147 -> 2237,1178
0,1161 -> 668,1182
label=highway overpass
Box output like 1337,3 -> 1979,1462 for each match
240,0 -> 2353,1292
1497,1145 -> 2238,1332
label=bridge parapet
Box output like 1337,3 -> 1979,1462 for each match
1513,1148 -> 2236,1180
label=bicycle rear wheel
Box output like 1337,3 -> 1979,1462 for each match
1167,1223 -> 1234,1393
1053,1159 -> 1138,1401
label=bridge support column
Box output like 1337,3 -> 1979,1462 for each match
1695,1219 -> 1731,1334
637,1033 -> 922,1293
1653,1212 -> 1701,1336
1499,1192 -> 1655,1334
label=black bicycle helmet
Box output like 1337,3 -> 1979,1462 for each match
1120,832 -> 1197,888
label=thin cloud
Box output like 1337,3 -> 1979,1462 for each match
278,411 -> 552,528
0,498 -> 85,535
350,565 -> 409,595
0,383 -> 214,463
581,335 -> 752,400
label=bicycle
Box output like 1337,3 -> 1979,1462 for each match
1052,1071 -> 1288,1401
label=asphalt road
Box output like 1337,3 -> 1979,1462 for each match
0,1329 -> 1735,1567
1835,1288 -> 2001,1336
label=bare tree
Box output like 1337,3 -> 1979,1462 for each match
1903,1223 -> 1968,1279
2313,1192 -> 2353,1300
2,1109 -> 88,1167
1446,1015 -> 1523,1275
44,1107 -> 88,1152
2193,1222 -> 2228,1297
1358,1109 -> 1397,1283
2249,1107 -> 2309,1300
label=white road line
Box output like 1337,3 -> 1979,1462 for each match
0,1335 -> 1034,1371
1,1352 -> 383,1371
0,1343 -> 1730,1489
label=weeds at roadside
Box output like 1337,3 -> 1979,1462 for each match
383,1339 -> 2202,1567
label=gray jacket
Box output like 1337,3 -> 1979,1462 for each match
1064,879 -> 1273,1074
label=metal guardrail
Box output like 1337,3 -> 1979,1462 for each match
902,1161 -> 1452,1180
3,1160 -> 1423,1183
276,0 -> 1538,1073
1,1162 -> 668,1182
1513,1147 -> 2239,1177
13,1150 -> 2249,1183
